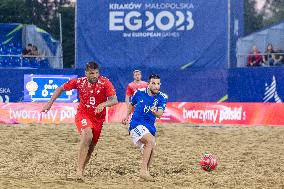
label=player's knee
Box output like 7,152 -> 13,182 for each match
145,138 -> 155,148
81,128 -> 93,144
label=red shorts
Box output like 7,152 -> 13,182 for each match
75,112 -> 103,144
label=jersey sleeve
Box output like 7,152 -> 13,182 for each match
131,90 -> 140,106
63,78 -> 78,91
126,84 -> 133,96
105,79 -> 116,97
157,93 -> 168,111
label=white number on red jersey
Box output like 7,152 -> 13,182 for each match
81,119 -> 87,127
90,97 -> 96,105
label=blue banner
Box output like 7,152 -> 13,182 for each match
100,68 -> 228,102
228,68 -> 284,102
0,70 -> 23,102
0,23 -> 22,46
76,0 -> 244,69
3,67 -> 284,103
24,74 -> 78,102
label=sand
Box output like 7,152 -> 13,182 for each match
0,123 -> 283,189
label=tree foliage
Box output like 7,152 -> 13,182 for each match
261,0 -> 284,26
244,0 -> 264,34
0,0 -> 74,68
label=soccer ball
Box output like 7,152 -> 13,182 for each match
199,153 -> 218,172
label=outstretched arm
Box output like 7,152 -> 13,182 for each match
41,85 -> 65,112
95,95 -> 118,113
122,103 -> 134,125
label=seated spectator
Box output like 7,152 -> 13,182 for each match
247,45 -> 263,67
262,43 -> 275,66
22,43 -> 33,57
273,47 -> 284,66
31,45 -> 40,56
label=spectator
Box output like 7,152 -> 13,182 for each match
273,47 -> 284,66
262,43 -> 275,66
125,70 -> 148,106
31,45 -> 40,56
247,45 -> 262,67
22,43 -> 33,56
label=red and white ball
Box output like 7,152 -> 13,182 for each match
199,153 -> 218,172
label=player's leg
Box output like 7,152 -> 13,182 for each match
82,141 -> 95,173
82,125 -> 102,172
147,145 -> 155,170
130,125 -> 155,181
77,127 -> 93,178
75,114 -> 95,179
139,133 -> 155,179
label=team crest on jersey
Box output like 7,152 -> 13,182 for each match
153,99 -> 159,107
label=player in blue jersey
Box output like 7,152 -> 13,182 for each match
122,74 -> 168,181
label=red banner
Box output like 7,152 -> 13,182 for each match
0,102 -> 283,126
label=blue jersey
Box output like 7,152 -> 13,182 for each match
129,88 -> 168,136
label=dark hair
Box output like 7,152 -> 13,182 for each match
86,61 -> 99,71
27,43 -> 32,47
148,74 -> 160,81
266,43 -> 273,49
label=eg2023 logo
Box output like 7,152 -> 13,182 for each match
109,10 -> 194,32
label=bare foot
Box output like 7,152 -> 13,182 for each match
75,172 -> 84,183
139,171 -> 154,182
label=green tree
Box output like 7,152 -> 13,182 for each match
244,0 -> 264,34
0,0 -> 74,68
0,0 -> 32,23
261,0 -> 284,26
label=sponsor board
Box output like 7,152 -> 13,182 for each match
1,102 -> 284,126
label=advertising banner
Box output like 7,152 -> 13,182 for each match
228,68 -> 284,102
24,74 -> 78,102
0,70 -> 23,103
76,0 -> 244,69
1,102 -> 284,126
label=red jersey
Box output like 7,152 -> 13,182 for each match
63,76 -> 116,121
126,81 -> 148,96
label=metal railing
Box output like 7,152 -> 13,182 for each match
237,53 -> 284,67
0,54 -> 58,68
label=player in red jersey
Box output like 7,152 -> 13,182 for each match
125,70 -> 148,106
41,61 -> 118,180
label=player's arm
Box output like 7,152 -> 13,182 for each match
95,79 -> 118,113
41,85 -> 65,112
125,94 -> 130,106
122,89 -> 139,125
151,107 -> 164,118
151,93 -> 168,118
122,103 -> 134,125
125,84 -> 132,106
105,95 -> 118,107
95,95 -> 118,113
41,78 -> 77,112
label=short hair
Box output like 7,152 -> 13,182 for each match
27,43 -> 32,47
148,74 -> 160,81
133,70 -> 141,74
86,61 -> 99,71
